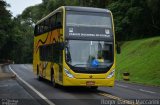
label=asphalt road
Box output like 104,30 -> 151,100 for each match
3,64 -> 160,105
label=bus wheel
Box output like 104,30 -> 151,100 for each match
37,66 -> 42,81
51,69 -> 58,88
90,86 -> 98,90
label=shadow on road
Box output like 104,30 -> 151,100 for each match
35,77 -> 112,95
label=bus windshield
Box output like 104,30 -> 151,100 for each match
65,40 -> 113,68
66,11 -> 112,28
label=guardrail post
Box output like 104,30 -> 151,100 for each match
123,72 -> 130,81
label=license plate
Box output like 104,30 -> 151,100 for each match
86,81 -> 95,86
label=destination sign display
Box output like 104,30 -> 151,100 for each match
65,26 -> 113,41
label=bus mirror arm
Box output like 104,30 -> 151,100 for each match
58,42 -> 65,50
66,47 -> 71,62
116,42 -> 121,54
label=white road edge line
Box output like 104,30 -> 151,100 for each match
9,65 -> 55,105
116,84 -> 128,88
139,89 -> 155,94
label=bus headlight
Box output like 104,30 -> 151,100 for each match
107,69 -> 115,79
64,68 -> 74,78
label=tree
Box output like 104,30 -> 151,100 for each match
146,0 -> 160,35
1,0 -> 160,63
108,0 -> 160,41
0,0 -> 13,61
0,0 -> 12,50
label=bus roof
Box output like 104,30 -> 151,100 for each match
65,6 -> 110,13
36,6 -> 110,25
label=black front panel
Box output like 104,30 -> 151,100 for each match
64,11 -> 114,73
66,26 -> 113,41
67,63 -> 113,74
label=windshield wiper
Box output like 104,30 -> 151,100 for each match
73,64 -> 86,67
73,63 -> 111,68
98,63 -> 111,68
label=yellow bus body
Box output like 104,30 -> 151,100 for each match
33,6 -> 116,87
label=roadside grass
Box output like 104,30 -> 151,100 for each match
116,36 -> 160,86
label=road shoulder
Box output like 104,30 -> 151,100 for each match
0,64 -> 41,105
0,64 -> 15,80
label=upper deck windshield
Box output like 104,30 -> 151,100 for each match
66,11 -> 112,28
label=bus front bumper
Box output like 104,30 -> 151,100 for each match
63,77 -> 115,87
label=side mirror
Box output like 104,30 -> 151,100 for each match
57,42 -> 65,50
116,42 -> 121,54
53,42 -> 65,50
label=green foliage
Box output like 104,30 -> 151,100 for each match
0,0 -> 12,60
0,0 -> 33,63
10,16 -> 34,63
0,0 -> 160,63
109,0 -> 160,41
116,37 -> 160,86
0,0 -> 12,50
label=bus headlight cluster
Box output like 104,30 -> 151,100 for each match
64,68 -> 74,78
107,69 -> 115,79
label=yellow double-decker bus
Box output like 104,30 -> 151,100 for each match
33,6 -> 120,89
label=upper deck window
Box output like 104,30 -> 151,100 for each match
66,11 -> 112,28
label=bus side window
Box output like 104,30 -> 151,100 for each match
46,44 -> 53,61
37,25 -> 40,35
36,25 -> 39,35
40,46 -> 44,61
34,25 -> 38,36
52,43 -> 61,63
56,12 -> 62,28
48,44 -> 53,61
50,15 -> 56,29
44,19 -> 51,32
39,23 -> 44,34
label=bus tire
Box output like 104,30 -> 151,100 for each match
51,68 -> 58,88
37,65 -> 42,81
